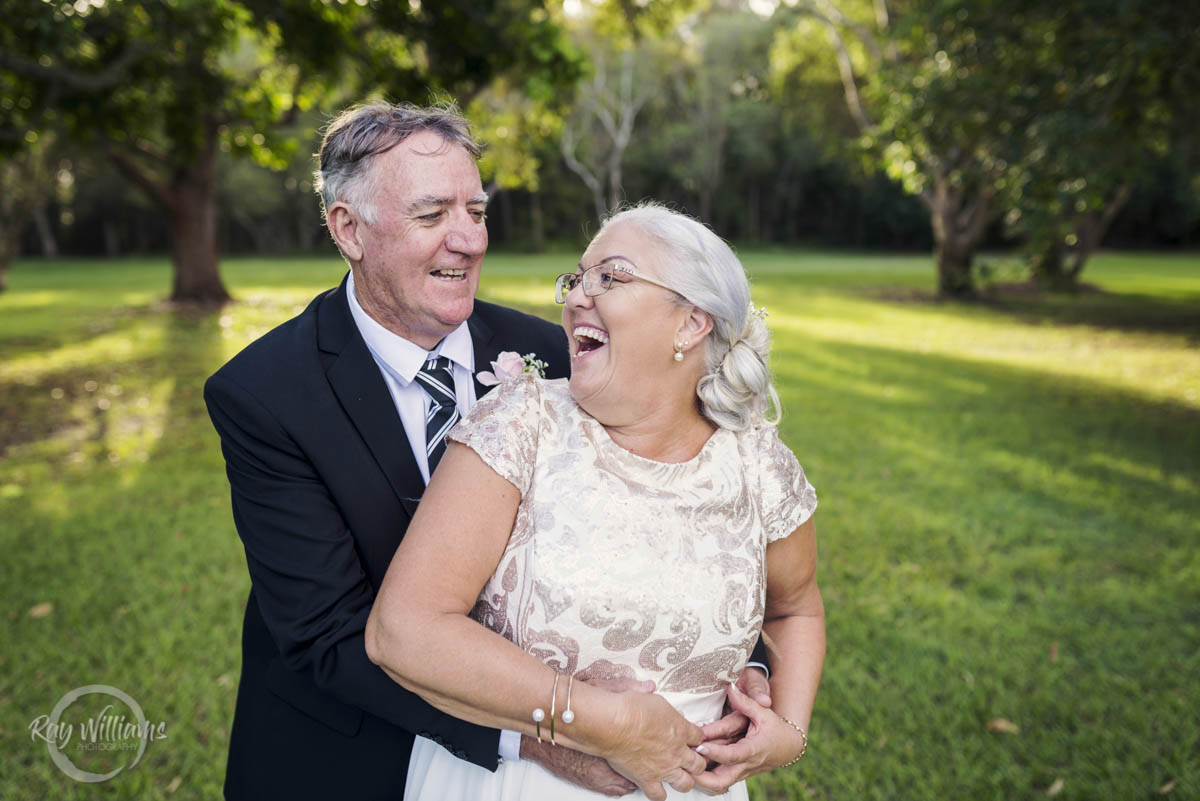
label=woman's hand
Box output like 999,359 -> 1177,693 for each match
695,667 -> 772,747
693,682 -> 807,795
603,690 -> 707,801
520,676 -> 656,797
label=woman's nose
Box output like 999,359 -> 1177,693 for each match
565,280 -> 593,309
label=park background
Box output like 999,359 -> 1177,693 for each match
1,0 -> 1197,799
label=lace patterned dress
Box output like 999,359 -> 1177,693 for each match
404,375 -> 817,801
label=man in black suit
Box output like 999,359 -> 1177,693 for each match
206,102 -> 770,800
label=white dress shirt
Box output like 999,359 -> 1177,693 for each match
347,271 -> 478,485
346,272 -> 522,762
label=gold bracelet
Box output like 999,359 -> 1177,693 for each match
778,716 -> 808,767
549,672 -> 561,746
532,706 -> 545,744
562,675 -> 575,724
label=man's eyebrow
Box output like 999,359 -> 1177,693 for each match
406,194 -> 490,213
407,195 -> 453,212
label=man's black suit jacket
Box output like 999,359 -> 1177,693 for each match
204,276 -> 571,801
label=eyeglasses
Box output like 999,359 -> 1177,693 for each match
554,258 -> 682,304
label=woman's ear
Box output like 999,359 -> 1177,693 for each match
678,306 -> 714,352
327,202 -> 364,263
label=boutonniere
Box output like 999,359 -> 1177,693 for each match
476,351 -> 548,386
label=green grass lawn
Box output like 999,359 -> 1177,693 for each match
2,251 -> 1197,800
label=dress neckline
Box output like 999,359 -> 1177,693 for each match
575,404 -> 728,467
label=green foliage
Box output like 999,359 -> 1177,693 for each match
5,0 -> 1199,277
1002,0 -> 1200,283
769,0 -> 1200,291
768,0 -> 1039,293
2,251 -> 1198,798
470,77 -> 567,194
573,0 -> 706,46
0,0 -> 583,171
0,0 -> 584,301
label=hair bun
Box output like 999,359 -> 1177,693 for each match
697,308 -> 778,430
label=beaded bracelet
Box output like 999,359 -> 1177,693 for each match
778,716 -> 808,767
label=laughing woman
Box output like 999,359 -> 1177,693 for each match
366,203 -> 824,801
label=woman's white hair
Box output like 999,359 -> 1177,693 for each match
596,202 -> 780,431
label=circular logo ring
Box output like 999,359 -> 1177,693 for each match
46,684 -> 149,783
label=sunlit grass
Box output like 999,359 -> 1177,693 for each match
2,251 -> 1197,800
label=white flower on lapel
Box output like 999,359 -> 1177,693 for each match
477,351 -> 548,386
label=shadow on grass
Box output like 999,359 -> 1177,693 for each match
4,280 -> 1196,799
0,305 -> 228,456
1,305 -> 241,799
0,302 -> 170,357
985,286 -> 1200,342
857,283 -> 1200,343
769,337 -> 1198,799
781,335 -> 1199,556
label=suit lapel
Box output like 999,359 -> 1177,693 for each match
318,276 -> 426,508
468,311 -> 498,400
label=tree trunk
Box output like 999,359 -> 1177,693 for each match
1066,182 -> 1133,284
1,147 -> 54,287
108,122 -> 230,305
0,196 -> 18,293
0,236 -> 14,292
935,239 -> 975,297
1030,240 -> 1073,290
32,203 -> 59,257
925,175 -> 991,298
560,123 -> 608,225
698,188 -> 713,225
499,190 -> 514,244
747,184 -> 760,242
530,191 -> 545,252
166,154 -> 230,305
1032,182 -> 1132,292
0,167 -> 24,292
606,150 -> 623,217
103,218 -> 121,258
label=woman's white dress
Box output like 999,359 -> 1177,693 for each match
404,376 -> 817,801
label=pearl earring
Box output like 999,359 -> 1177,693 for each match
674,342 -> 684,362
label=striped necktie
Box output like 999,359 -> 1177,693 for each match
415,356 -> 460,474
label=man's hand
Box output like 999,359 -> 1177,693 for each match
518,676 -> 653,797
520,736 -> 637,797
700,667 -> 771,747
693,682 -> 803,796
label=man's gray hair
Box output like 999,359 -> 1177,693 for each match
314,101 -> 481,226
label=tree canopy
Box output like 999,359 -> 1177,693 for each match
0,0 -> 581,302
3,0 -> 1197,299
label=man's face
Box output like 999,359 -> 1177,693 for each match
351,129 -> 488,348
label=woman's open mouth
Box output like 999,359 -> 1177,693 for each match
572,326 -> 609,359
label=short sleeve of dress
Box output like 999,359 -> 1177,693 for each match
447,374 -> 542,496
753,426 -> 819,543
